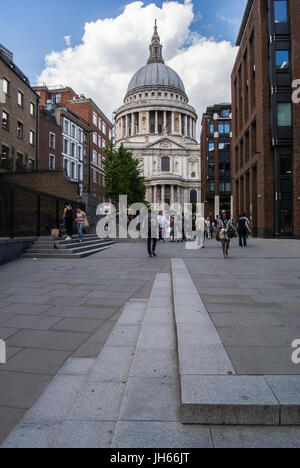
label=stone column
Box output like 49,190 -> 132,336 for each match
185,115 -> 188,136
179,114 -> 182,135
189,117 -> 192,138
125,115 -> 129,137
155,111 -> 158,134
154,185 -> 158,204
161,185 -> 165,206
131,113 -> 134,136
171,185 -> 175,205
163,111 -> 167,129
171,112 -> 175,134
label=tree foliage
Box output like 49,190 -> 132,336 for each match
103,144 -> 146,205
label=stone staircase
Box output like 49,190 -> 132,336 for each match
23,235 -> 115,259
3,266 -> 300,448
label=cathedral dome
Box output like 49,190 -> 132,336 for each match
125,20 -> 186,98
127,62 -> 186,96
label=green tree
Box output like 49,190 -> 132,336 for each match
103,144 -> 146,205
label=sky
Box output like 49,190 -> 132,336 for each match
0,0 -> 248,125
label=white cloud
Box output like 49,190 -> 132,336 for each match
64,36 -> 72,47
39,1 -> 238,132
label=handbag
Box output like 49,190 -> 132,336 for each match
83,217 -> 89,229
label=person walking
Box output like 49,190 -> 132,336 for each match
63,203 -> 73,241
145,209 -> 158,257
216,210 -> 235,259
237,213 -> 250,248
75,207 -> 87,242
157,211 -> 166,242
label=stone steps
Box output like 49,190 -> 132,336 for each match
171,258 -> 300,426
23,237 -> 114,259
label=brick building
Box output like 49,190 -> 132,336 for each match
231,0 -> 300,237
38,107 -> 62,172
34,84 -> 113,203
0,44 -> 39,173
54,106 -> 89,197
200,103 -> 232,218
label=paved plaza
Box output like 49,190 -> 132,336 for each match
0,238 -> 300,447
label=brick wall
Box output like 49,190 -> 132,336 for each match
0,171 -> 80,202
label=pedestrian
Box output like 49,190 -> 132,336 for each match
216,210 -> 235,259
157,210 -> 166,242
170,215 -> 175,242
75,207 -> 87,242
237,213 -> 250,248
243,212 -> 251,238
206,217 -> 212,239
63,203 -> 73,241
145,209 -> 158,257
175,215 -> 183,242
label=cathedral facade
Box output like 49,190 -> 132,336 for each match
115,22 -> 200,206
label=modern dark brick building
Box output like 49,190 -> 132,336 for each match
0,44 -> 39,173
200,103 -> 232,218
34,84 -> 113,203
231,0 -> 300,237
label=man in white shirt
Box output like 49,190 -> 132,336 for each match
157,211 -> 167,242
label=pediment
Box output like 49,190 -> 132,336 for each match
145,137 -> 187,151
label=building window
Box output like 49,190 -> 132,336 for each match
71,124 -> 76,138
2,111 -> 9,131
209,181 -> 215,192
276,50 -> 289,70
98,154 -> 102,167
109,129 -> 112,141
71,162 -> 75,179
93,150 -> 98,164
64,159 -> 69,176
274,0 -> 288,23
93,132 -> 97,145
55,94 -> 61,104
64,139 -> 69,154
209,142 -> 214,152
102,122 -> 106,135
102,139 -> 106,150
71,142 -> 76,157
161,156 -> 170,172
16,153 -> 23,171
18,91 -> 24,107
98,118 -> 102,130
28,159 -> 35,171
49,132 -> 55,149
209,124 -> 214,134
93,170 -> 97,183
78,164 -> 82,181
0,145 -> 9,169
191,172 -> 196,178
49,155 -> 55,170
30,130 -> 35,145
93,112 -> 98,126
98,135 -> 102,147
222,109 -> 231,117
218,123 -> 230,134
17,121 -> 23,139
208,163 -> 215,174
64,119 -> 69,134
2,78 -> 9,95
277,103 -> 292,126
30,102 -> 35,116
77,145 -> 82,160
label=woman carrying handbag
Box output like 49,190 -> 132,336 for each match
75,207 -> 88,242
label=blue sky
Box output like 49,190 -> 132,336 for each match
1,0 -> 247,83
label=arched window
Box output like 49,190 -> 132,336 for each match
161,156 -> 170,172
190,189 -> 197,204
191,171 -> 196,178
